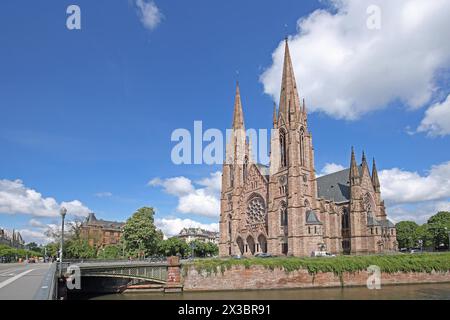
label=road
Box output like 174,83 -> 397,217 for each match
0,263 -> 52,300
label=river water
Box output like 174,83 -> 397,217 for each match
90,282 -> 450,300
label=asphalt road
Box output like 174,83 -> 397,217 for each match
0,263 -> 52,300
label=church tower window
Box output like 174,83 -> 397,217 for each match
243,156 -> 249,182
300,128 -> 305,166
280,129 -> 287,168
230,165 -> 234,187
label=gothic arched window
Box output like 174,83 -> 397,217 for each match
280,202 -> 288,227
300,128 -> 305,166
243,156 -> 249,182
342,208 -> 350,229
280,129 -> 287,168
230,165 -> 234,187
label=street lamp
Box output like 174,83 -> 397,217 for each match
59,207 -> 67,277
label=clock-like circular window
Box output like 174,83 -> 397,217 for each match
246,197 -> 266,224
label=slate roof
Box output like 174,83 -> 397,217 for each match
85,213 -> 124,230
316,166 -> 362,203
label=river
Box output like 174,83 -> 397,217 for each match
89,282 -> 450,300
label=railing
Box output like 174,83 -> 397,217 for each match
33,263 -> 58,300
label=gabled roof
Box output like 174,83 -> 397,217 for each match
316,166 -> 362,203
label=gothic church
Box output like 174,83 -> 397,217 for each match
219,40 -> 397,257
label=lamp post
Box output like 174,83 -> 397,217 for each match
59,207 -> 67,277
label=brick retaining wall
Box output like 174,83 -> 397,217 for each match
183,265 -> 450,291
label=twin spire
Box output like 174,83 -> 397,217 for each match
278,38 -> 302,124
232,82 -> 245,130
231,38 -> 305,130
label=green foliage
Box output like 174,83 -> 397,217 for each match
190,240 -> 219,258
186,253 -> 450,277
97,244 -> 123,259
158,237 -> 190,257
0,244 -> 42,261
396,212 -> 450,250
427,212 -> 450,248
122,207 -> 164,257
65,239 -> 96,259
396,221 -> 420,249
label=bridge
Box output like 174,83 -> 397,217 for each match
58,257 -> 182,298
0,257 -> 182,300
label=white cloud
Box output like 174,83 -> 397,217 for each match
149,172 -> 221,218
0,179 -> 91,218
18,229 -> 53,244
260,0 -> 450,120
417,94 -> 450,137
379,161 -> 450,204
388,201 -> 450,224
155,218 -> 219,238
149,177 -> 195,196
94,192 -> 113,198
318,163 -> 346,177
29,218 -> 46,228
135,0 -> 163,31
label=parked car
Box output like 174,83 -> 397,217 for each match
231,255 -> 245,259
255,253 -> 272,258
312,251 -> 336,257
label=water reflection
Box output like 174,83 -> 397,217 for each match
90,283 -> 450,300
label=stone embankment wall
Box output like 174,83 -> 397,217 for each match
183,265 -> 450,291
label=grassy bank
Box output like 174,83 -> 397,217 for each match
184,252 -> 450,276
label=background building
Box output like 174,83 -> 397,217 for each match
176,228 -> 219,244
0,228 -> 24,248
80,213 -> 124,248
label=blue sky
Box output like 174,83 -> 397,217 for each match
1,0 -> 450,243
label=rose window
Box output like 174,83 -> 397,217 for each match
246,197 -> 266,224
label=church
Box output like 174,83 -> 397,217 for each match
219,39 -> 397,257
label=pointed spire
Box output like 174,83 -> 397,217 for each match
350,147 -> 360,185
279,38 -> 301,126
372,157 -> 381,192
361,150 -> 370,175
232,82 -> 245,130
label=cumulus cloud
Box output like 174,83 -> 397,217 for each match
388,201 -> 450,224
379,161 -> 450,205
260,0 -> 450,120
0,179 -> 91,218
318,163 -> 346,177
417,94 -> 450,137
18,228 -> 53,244
149,172 -> 221,218
135,0 -> 163,31
155,218 -> 219,238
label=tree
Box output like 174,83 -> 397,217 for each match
158,237 -> 190,257
122,207 -> 163,258
97,245 -> 123,259
427,211 -> 450,249
25,242 -> 41,253
65,239 -> 96,259
395,221 -> 420,249
190,240 -> 219,258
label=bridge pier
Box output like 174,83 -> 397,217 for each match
164,256 -> 183,293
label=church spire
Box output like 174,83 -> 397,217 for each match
232,82 -> 245,130
361,151 -> 370,175
279,38 -> 301,126
372,158 -> 381,192
350,147 -> 360,185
